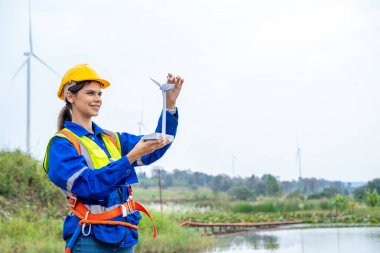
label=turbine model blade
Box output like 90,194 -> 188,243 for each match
11,59 -> 28,80
149,77 -> 162,88
32,53 -> 61,77
161,83 -> 175,91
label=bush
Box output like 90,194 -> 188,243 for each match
334,194 -> 349,215
232,202 -> 255,213
253,200 -> 279,213
364,189 -> 380,207
319,199 -> 333,210
228,186 -> 255,200
308,187 -> 339,200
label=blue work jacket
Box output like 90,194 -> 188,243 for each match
46,110 -> 178,247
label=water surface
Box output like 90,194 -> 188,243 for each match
204,226 -> 380,253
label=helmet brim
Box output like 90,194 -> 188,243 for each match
57,78 -> 111,100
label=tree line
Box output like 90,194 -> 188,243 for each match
136,167 -> 377,201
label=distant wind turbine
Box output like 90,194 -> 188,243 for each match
12,0 -> 60,154
232,155 -> 238,178
296,140 -> 302,180
137,101 -> 146,135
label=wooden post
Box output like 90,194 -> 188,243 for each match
158,168 -> 163,214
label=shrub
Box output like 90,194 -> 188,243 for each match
364,189 -> 380,207
232,202 -> 255,213
228,186 -> 255,200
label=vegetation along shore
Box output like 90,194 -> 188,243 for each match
1,150 -> 380,252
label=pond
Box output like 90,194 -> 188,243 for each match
204,225 -> 380,253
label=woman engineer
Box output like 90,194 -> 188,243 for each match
43,64 -> 184,253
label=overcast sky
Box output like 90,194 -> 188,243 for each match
1,0 -> 379,182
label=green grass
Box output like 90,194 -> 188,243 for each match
1,150 -> 380,252
136,211 -> 213,253
0,217 -> 64,253
0,212 -> 214,253
0,151 -> 213,253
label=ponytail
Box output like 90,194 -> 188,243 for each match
56,81 -> 89,131
57,102 -> 72,131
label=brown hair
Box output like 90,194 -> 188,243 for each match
57,81 -> 90,130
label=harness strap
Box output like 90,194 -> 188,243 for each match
134,201 -> 157,238
68,194 -> 156,236
58,129 -> 120,156
60,129 -> 81,155
65,194 -> 157,253
70,198 -> 136,221
102,134 -> 119,151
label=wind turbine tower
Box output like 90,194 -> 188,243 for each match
232,155 -> 238,178
296,141 -> 302,180
137,101 -> 145,135
12,0 -> 60,154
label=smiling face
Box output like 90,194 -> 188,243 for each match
67,81 -> 103,119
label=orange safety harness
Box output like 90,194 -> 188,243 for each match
59,129 -> 156,253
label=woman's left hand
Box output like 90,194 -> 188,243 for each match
166,73 -> 184,109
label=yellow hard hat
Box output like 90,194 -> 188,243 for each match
57,64 -> 111,100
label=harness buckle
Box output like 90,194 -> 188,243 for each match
82,211 -> 92,236
68,195 -> 77,208
121,204 -> 128,217
126,197 -> 134,215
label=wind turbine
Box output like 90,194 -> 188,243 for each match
296,140 -> 302,180
137,101 -> 146,135
232,155 -> 238,178
12,0 -> 60,154
141,77 -> 175,142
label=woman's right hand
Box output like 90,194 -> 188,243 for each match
126,137 -> 170,164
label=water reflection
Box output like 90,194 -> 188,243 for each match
204,226 -> 380,253
207,231 -> 279,252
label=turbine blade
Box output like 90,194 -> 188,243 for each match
28,0 -> 33,52
32,54 -> 61,77
11,59 -> 28,80
161,83 -> 175,91
149,77 -> 162,88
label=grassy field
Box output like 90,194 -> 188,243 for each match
1,151 -> 380,252
0,216 -> 64,253
0,211 -> 214,253
0,151 -> 213,253
136,212 -> 213,253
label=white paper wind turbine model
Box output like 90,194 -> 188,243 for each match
141,77 -> 175,142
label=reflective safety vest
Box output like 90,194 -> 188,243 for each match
43,128 -> 122,171
44,128 -> 156,253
